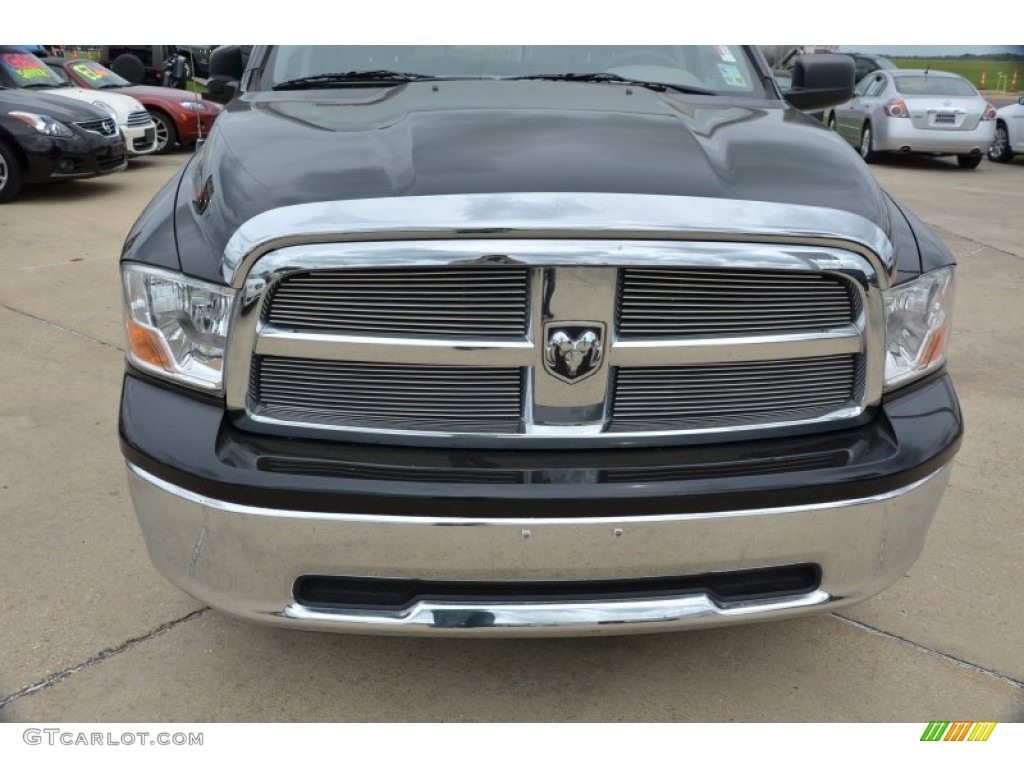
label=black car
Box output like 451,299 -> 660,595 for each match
0,87 -> 127,202
119,46 -> 961,636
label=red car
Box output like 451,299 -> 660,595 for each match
44,57 -> 221,154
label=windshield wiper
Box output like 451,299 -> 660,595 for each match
273,70 -> 436,90
507,72 -> 716,96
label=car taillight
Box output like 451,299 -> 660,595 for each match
982,104 -> 997,120
885,99 -> 909,118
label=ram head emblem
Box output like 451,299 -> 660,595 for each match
543,323 -> 605,384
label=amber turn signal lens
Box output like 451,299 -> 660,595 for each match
126,319 -> 172,371
921,325 -> 951,368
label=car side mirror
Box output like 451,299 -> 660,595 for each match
1019,96 -> 1024,106
784,54 -> 855,111
207,45 -> 243,104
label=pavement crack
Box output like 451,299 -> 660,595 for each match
933,228 -> 1022,262
0,607 -> 209,711
832,614 -> 1024,689
0,304 -> 122,351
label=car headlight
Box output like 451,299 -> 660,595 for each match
122,264 -> 235,392
8,111 -> 74,138
883,267 -> 955,390
179,101 -> 208,111
91,100 -> 117,118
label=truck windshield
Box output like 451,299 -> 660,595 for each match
263,46 -> 763,96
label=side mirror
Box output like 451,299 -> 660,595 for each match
784,54 -> 855,111
1018,96 -> 1024,106
207,45 -> 243,104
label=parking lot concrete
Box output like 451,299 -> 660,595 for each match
1,150 -> 1022,722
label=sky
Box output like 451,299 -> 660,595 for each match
8,1 -> 1024,47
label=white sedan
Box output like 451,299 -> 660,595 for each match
827,69 -> 997,169
988,96 -> 1024,163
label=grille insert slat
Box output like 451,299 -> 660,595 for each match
619,268 -> 856,337
611,355 -> 857,431
255,358 -> 523,431
266,267 -> 530,338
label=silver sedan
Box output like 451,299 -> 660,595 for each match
827,69 -> 997,168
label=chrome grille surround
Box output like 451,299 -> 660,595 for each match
126,110 -> 152,126
221,193 -> 890,447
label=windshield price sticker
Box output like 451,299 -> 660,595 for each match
71,62 -> 106,81
717,63 -> 746,87
2,52 -> 51,80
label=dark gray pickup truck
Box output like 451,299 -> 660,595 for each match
118,46 -> 961,636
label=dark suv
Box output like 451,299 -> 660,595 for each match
95,46 -> 218,85
118,46 -> 961,636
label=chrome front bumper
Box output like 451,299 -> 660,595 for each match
126,462 -> 953,636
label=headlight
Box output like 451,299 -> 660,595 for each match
179,101 -> 208,111
91,100 -> 117,118
122,264 -> 235,392
883,267 -> 955,390
8,111 -> 74,138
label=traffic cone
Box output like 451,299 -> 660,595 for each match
1012,69 -> 1019,91
980,71 -> 986,88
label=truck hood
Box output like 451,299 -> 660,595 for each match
181,80 -> 892,273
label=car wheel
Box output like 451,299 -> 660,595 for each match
0,141 -> 25,203
827,112 -> 837,131
148,110 -> 178,154
957,154 -> 983,169
859,123 -> 879,163
988,122 -> 1012,163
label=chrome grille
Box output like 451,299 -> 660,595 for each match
610,355 -> 859,431
74,118 -> 117,137
229,234 -> 883,446
265,267 -> 530,338
126,110 -> 151,126
619,268 -> 855,337
253,357 -> 524,431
